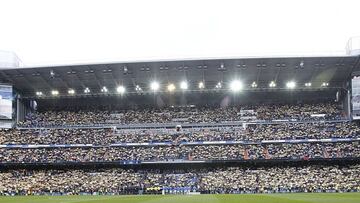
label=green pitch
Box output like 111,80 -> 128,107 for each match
0,193 -> 359,203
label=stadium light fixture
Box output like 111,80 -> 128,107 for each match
180,81 -> 188,90
269,81 -> 276,88
215,82 -> 222,89
68,89 -> 75,95
251,81 -> 257,88
135,85 -> 142,91
116,85 -> 126,94
230,80 -> 243,92
321,82 -> 329,87
305,82 -> 312,87
167,83 -> 176,92
286,81 -> 296,89
150,81 -> 160,91
36,91 -> 43,96
84,87 -> 90,93
50,70 -> 55,78
299,60 -> 304,68
51,90 -> 59,96
101,86 -> 108,93
198,81 -> 205,89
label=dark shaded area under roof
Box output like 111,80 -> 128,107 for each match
0,56 -> 359,98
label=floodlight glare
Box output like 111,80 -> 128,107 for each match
215,82 -> 222,89
51,90 -> 59,96
251,82 -> 258,88
269,81 -> 276,88
230,80 -> 243,92
116,85 -> 126,94
84,87 -> 90,93
321,82 -> 329,87
150,81 -> 160,91
180,81 -> 188,90
135,85 -> 142,91
101,86 -> 108,93
167,83 -> 176,92
286,81 -> 296,89
198,81 -> 205,89
68,89 -> 75,95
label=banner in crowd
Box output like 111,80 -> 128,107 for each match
0,138 -> 359,148
0,84 -> 12,120
352,76 -> 360,120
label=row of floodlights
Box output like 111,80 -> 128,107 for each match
35,81 -> 330,96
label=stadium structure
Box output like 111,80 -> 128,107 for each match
0,50 -> 360,202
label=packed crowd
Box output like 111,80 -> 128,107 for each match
0,142 -> 359,163
0,128 -> 114,145
17,103 -> 343,127
0,164 -> 359,195
2,122 -> 359,145
0,146 -> 186,163
200,165 -> 360,193
244,122 -> 360,140
3,101 -> 356,196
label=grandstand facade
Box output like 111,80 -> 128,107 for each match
0,55 -> 360,195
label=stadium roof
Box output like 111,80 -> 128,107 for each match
1,55 -> 359,98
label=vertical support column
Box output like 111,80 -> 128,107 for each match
16,97 -> 30,123
16,97 -> 23,123
16,97 -> 20,123
347,90 -> 352,120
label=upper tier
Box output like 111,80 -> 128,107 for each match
18,103 -> 344,127
2,122 -> 360,144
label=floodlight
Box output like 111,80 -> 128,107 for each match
286,81 -> 296,89
51,90 -> 59,96
230,80 -> 243,92
116,85 -> 126,94
135,85 -> 142,91
167,83 -> 176,92
198,81 -> 205,89
84,87 -> 90,93
269,81 -> 276,88
215,82 -> 222,89
68,89 -> 75,95
101,86 -> 108,93
150,81 -> 160,91
180,81 -> 188,90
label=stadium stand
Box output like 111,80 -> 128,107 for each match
1,121 -> 360,144
0,56 -> 360,196
1,165 -> 359,195
17,103 -> 344,127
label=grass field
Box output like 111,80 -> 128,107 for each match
0,193 -> 359,203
